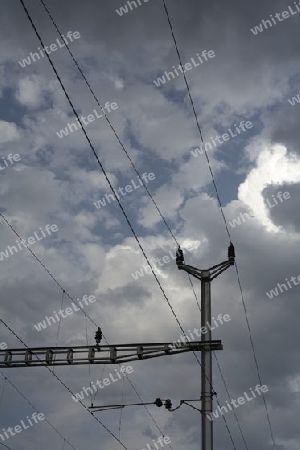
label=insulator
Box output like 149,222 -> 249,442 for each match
176,247 -> 184,265
165,399 -> 172,410
95,327 -> 102,345
154,398 -> 163,407
228,242 -> 235,264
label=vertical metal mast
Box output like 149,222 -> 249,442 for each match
176,243 -> 235,450
201,270 -> 213,450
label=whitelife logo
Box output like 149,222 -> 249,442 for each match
207,385 -> 268,421
18,31 -> 81,68
288,90 -> 300,106
56,102 -> 118,139
153,50 -> 215,87
250,3 -> 300,35
33,295 -> 97,332
71,365 -> 133,402
169,314 -> 231,349
116,0 -> 151,16
0,224 -> 58,261
0,412 -> 45,443
191,120 -> 253,157
228,191 -> 291,228
266,274 -> 300,299
93,173 -> 155,209
0,153 -> 21,170
140,436 -> 171,450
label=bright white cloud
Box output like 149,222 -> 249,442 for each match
239,143 -> 300,231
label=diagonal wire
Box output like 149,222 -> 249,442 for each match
0,371 -> 78,450
161,1 -> 276,448
18,0 -> 184,339
39,0 -> 180,248
0,211 -> 173,448
18,2 -> 244,448
19,0 -> 235,445
35,12 -> 240,448
190,283 -> 250,450
0,213 -> 173,448
0,319 -> 128,450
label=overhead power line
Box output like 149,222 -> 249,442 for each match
16,1 -> 263,449
0,372 -> 78,450
160,1 -> 276,448
0,318 -> 128,450
16,1 -> 239,448
0,211 -> 171,448
34,6 -> 249,449
39,0 -> 180,247
18,0 -> 185,347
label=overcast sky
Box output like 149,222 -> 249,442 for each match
0,0 -> 300,449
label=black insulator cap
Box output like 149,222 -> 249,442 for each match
228,242 -> 235,264
165,399 -> 172,410
95,327 -> 102,344
176,247 -> 184,265
155,398 -> 163,407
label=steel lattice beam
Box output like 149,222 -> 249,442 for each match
0,341 -> 222,368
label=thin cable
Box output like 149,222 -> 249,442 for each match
161,1 -> 276,448
0,444 -> 14,450
15,4 -> 187,444
235,261 -> 276,447
0,212 -> 172,449
32,2 -> 242,444
39,0 -> 179,248
17,1 -> 207,403
92,365 -> 106,404
0,319 -> 128,450
36,6 -> 251,449
35,10 -> 214,423
0,372 -> 78,450
213,353 -> 250,450
18,3 -> 239,448
161,0 -> 231,240
18,0 -> 184,339
189,283 -> 250,450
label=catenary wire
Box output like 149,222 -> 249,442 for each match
0,212 -> 172,449
17,2 -> 239,448
0,319 -> 128,450
17,1 -> 237,447
0,371 -> 79,450
18,0 -> 184,339
39,0 -> 180,248
0,444 -> 14,450
161,1 -> 276,448
35,9 -> 246,448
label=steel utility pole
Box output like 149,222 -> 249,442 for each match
176,243 -> 235,450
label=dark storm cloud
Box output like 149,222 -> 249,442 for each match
0,0 -> 300,450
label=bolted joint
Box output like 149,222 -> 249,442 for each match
228,242 -> 235,265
